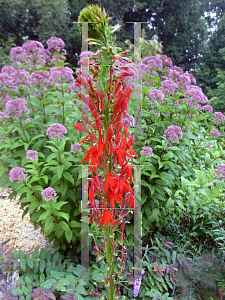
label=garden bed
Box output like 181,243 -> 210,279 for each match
0,187 -> 54,256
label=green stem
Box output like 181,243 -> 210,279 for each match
104,225 -> 115,300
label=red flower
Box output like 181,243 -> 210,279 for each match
100,210 -> 115,227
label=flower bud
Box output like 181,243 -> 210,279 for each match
107,124 -> 114,141
93,71 -> 98,78
102,46 -> 106,51
122,50 -> 128,55
109,46 -> 112,50
96,50 -> 101,55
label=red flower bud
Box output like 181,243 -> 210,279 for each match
118,55 -> 122,62
107,124 -> 114,141
109,46 -> 112,50
96,50 -> 101,55
102,47 -> 106,51
76,77 -> 81,84
122,50 -> 128,55
93,71 -> 98,78
96,90 -> 100,112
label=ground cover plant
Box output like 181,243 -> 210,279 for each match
1,3 -> 225,300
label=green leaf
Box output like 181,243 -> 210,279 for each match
39,248 -> 46,260
40,260 -> 46,273
45,153 -> 57,163
29,201 -> 40,214
52,252 -> 59,262
70,221 -> 81,228
27,258 -> 34,269
44,216 -> 54,236
181,176 -> 189,192
65,230 -> 73,243
37,211 -> 51,222
25,275 -> 32,286
57,164 -> 64,180
45,145 -> 59,154
20,260 -> 26,271
40,175 -> 48,185
60,221 -> 70,232
63,171 -> 74,185
55,211 -> 70,222
176,200 -> 185,211
32,247 -> 39,259
40,279 -> 57,290
194,169 -> 206,185
60,182 -> 68,198
148,208 -> 160,223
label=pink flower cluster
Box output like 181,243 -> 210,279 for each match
147,89 -> 164,104
26,150 -> 38,161
46,123 -> 67,139
212,112 -> 225,124
9,167 -> 27,184
10,37 -> 66,68
122,113 -> 135,128
71,143 -> 82,153
5,98 -> 30,119
41,187 -> 57,201
215,164 -> 225,180
210,129 -> 220,137
163,125 -> 183,143
141,147 -> 153,158
184,86 -> 208,105
49,66 -> 75,85
202,105 -> 213,113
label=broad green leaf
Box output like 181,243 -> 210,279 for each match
63,171 -> 74,185
37,211 -> 51,222
70,221 -> 81,228
60,182 -> 68,198
181,176 -> 189,192
55,211 -> 70,222
60,221 -> 70,232
29,201 -> 40,214
176,200 -> 185,211
65,230 -> 73,243
57,164 -> 64,180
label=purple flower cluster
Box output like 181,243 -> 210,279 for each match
10,37 -> 67,68
210,129 -> 220,137
202,105 -> 213,113
163,125 -> 183,143
49,66 -> 74,85
11,40 -> 50,67
78,51 -> 95,66
215,164 -> 225,180
122,113 -> 135,128
184,86 -> 208,104
161,79 -> 179,95
46,123 -> 67,139
26,150 -> 38,161
30,71 -> 50,86
147,89 -> 164,104
141,147 -> 153,158
204,144 -> 211,148
212,112 -> 225,124
47,37 -> 65,53
5,98 -> 30,119
133,270 -> 145,298
9,167 -> 27,184
71,143 -> 82,153
0,111 -> 6,121
41,187 -> 57,201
